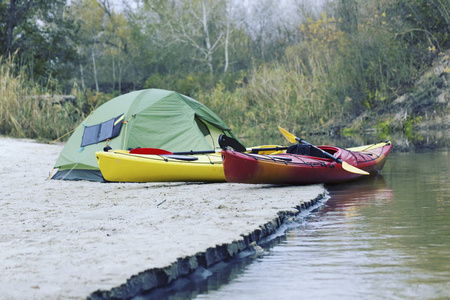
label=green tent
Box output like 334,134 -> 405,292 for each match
52,89 -> 238,181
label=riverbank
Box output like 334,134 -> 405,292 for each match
0,137 -> 326,299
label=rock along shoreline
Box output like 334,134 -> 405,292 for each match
0,137 -> 326,300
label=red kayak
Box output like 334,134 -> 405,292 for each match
221,141 -> 392,185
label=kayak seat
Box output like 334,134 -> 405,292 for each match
287,144 -> 327,159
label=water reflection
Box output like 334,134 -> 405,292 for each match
325,175 -> 394,210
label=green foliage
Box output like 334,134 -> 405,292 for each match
376,119 -> 391,139
79,89 -> 111,115
198,82 -> 247,133
404,116 -> 423,139
0,0 -> 78,86
143,70 -> 247,98
144,73 -> 214,98
342,127 -> 360,137
372,115 -> 423,140
390,0 -> 450,52
301,12 -> 344,47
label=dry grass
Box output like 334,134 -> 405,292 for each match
0,55 -> 84,141
199,42 -> 344,138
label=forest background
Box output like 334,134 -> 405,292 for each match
0,0 -> 449,143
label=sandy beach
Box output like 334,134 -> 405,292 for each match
0,136 -> 325,299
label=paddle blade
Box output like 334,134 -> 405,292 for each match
278,126 -> 298,143
129,148 -> 173,155
342,161 -> 370,175
218,134 -> 247,152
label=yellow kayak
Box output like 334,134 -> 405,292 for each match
96,150 -> 225,182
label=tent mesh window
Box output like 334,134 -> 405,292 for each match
81,114 -> 124,147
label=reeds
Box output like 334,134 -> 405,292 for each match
199,41 -> 343,138
0,55 -> 84,141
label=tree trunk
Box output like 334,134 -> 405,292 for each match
4,0 -> 36,56
202,0 -> 214,74
91,49 -> 99,92
224,16 -> 230,74
118,55 -> 122,94
224,38 -> 229,74
112,50 -> 116,93
5,0 -> 17,56
79,62 -> 86,90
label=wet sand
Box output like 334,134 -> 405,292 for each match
0,137 -> 325,299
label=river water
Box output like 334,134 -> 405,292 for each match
138,146 -> 449,299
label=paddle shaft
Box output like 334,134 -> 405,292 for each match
172,150 -> 216,155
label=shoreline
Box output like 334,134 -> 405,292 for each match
88,195 -> 324,299
0,136 -> 326,299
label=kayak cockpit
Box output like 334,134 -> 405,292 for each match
286,144 -> 339,159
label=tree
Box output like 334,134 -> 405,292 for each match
124,0 -> 225,78
388,0 -> 450,53
0,0 -> 78,84
124,0 -> 184,85
97,0 -> 132,93
174,0 -> 227,74
71,0 -> 103,92
71,0 -> 132,93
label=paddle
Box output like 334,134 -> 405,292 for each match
119,148 -> 200,161
129,148 -> 173,155
218,134 -> 247,152
277,126 -> 369,175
